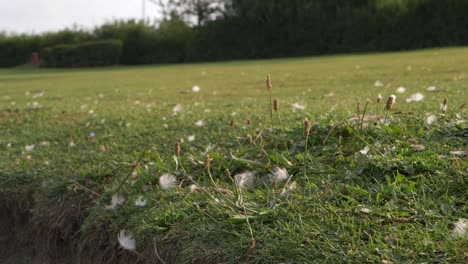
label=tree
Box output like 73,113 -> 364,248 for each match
150,0 -> 228,27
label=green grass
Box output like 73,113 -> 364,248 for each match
1,47 -> 467,263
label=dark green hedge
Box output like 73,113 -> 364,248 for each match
94,19 -> 191,65
0,35 -> 40,67
42,40 -> 122,67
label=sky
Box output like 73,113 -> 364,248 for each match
1,0 -> 162,34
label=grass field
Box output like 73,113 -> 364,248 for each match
1,47 -> 467,263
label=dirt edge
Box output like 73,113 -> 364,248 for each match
0,193 -> 180,264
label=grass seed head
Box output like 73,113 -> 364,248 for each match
357,101 -> 361,114
246,238 -> 257,261
230,119 -> 234,127
385,95 -> 396,111
273,99 -> 279,112
266,74 -> 272,91
175,142 -> 181,157
205,154 -> 212,169
304,118 -> 311,137
225,168 -> 231,178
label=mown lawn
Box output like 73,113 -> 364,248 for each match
0,47 -> 467,263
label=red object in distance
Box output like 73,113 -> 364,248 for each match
31,52 -> 39,65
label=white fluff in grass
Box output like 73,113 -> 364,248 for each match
25,145 -> 35,151
270,167 -> 289,183
118,230 -> 136,251
291,103 -> 305,110
357,205 -> 372,213
39,141 -> 50,147
195,120 -> 205,127
405,93 -> 424,103
411,144 -> 426,151
280,181 -> 297,197
105,194 -> 126,210
374,80 -> 383,87
203,143 -> 214,155
187,135 -> 195,142
377,94 -> 383,102
263,167 -> 289,184
189,184 -> 199,192
396,87 -> 406,93
192,85 -> 200,92
134,196 -> 147,207
452,218 -> 468,239
359,146 -> 370,155
426,86 -> 436,91
450,150 -> 466,157
159,174 -> 177,190
172,104 -> 182,115
234,171 -> 255,189
33,91 -> 44,98
425,115 -> 437,125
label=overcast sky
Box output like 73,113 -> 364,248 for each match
1,0 -> 162,34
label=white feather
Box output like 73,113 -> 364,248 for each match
134,196 -> 147,207
425,115 -> 437,125
105,194 -> 126,210
159,174 -> 177,190
405,93 -> 424,103
189,184 -> 199,192
195,120 -> 205,127
291,103 -> 305,110
452,218 -> 468,239
359,146 -> 370,155
234,171 -> 255,189
192,85 -> 200,92
118,230 -> 136,251
269,167 -> 289,183
25,145 -> 35,151
426,86 -> 436,91
396,87 -> 406,93
172,104 -> 182,115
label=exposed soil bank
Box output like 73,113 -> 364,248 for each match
0,197 -> 162,264
0,201 -> 35,264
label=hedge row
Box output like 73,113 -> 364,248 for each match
41,40 -> 122,67
0,35 -> 40,67
94,19 -> 191,65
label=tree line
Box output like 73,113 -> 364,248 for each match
1,0 -> 467,67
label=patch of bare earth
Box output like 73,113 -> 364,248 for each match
0,195 -> 181,264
